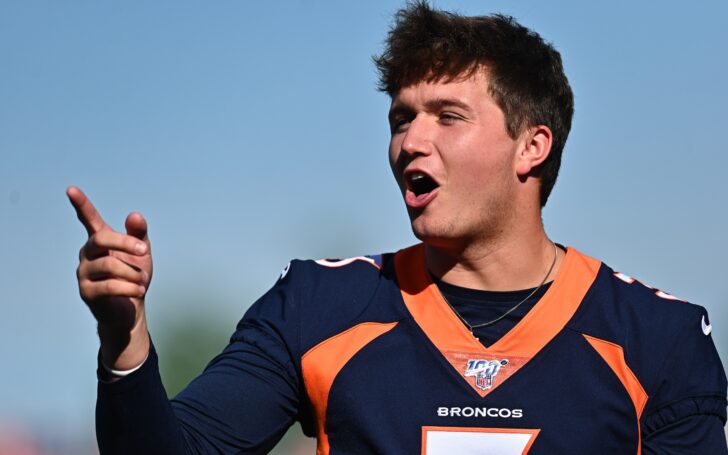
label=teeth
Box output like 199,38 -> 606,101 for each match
410,172 -> 426,181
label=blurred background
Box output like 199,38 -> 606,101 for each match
1,0 -> 726,453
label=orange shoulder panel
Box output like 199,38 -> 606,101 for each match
302,321 -> 398,455
583,334 -> 648,455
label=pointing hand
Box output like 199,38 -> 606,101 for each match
67,186 -> 152,370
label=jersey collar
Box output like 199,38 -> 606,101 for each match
395,243 -> 601,397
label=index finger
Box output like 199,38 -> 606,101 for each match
66,186 -> 107,236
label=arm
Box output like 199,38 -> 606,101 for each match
643,414 -> 727,454
95,273 -> 305,454
641,309 -> 728,454
96,331 -> 301,454
69,188 -> 304,453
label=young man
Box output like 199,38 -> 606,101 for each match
69,2 -> 727,453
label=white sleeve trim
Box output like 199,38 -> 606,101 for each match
101,353 -> 149,377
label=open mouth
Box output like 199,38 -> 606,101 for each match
407,172 -> 439,196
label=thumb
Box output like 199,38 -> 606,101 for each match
125,212 -> 149,242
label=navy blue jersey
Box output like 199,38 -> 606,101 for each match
97,245 -> 727,454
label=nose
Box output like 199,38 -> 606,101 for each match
400,115 -> 433,157
389,113 -> 433,178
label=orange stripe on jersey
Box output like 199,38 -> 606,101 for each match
493,248 -> 601,356
302,321 -> 398,455
583,334 -> 648,455
395,244 -> 601,398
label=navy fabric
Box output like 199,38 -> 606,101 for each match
96,250 -> 728,453
435,278 -> 550,347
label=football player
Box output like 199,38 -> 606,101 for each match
69,1 -> 727,453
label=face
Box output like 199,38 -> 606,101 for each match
388,71 -> 526,248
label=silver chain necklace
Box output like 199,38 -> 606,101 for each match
442,241 -> 558,334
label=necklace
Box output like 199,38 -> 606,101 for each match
442,241 -> 558,334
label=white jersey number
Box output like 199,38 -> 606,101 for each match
422,427 -> 539,455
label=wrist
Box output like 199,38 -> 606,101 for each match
101,351 -> 148,377
98,314 -> 150,371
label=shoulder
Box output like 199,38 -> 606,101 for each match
580,260 -> 708,338
281,253 -> 389,288
274,253 -> 393,309
568,249 -> 709,343
565,250 -> 706,384
566,251 -> 726,428
254,252 -> 407,352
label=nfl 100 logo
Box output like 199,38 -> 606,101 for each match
464,359 -> 509,390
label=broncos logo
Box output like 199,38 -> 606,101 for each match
464,359 -> 509,391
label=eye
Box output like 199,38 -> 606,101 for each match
390,115 -> 412,134
439,112 -> 463,125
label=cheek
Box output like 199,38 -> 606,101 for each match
388,138 -> 403,175
388,144 -> 397,169
449,150 -> 511,196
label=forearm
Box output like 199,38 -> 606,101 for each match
96,333 -> 303,454
96,343 -> 192,455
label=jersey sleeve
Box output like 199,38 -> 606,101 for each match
641,308 -> 728,453
96,261 -> 308,454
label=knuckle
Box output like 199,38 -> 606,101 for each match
94,230 -> 113,247
77,260 -> 92,279
79,281 -> 93,300
99,255 -> 114,272
88,232 -> 101,246
124,237 -> 137,251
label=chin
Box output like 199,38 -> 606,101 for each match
409,217 -> 460,247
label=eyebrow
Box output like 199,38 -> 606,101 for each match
423,97 -> 473,113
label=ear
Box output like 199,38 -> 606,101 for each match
515,125 -> 553,177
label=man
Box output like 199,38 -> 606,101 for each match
69,2 -> 727,453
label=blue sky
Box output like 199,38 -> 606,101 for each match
1,0 -> 726,443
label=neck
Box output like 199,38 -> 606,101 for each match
425,225 -> 563,292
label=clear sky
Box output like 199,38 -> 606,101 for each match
1,0 -> 726,446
